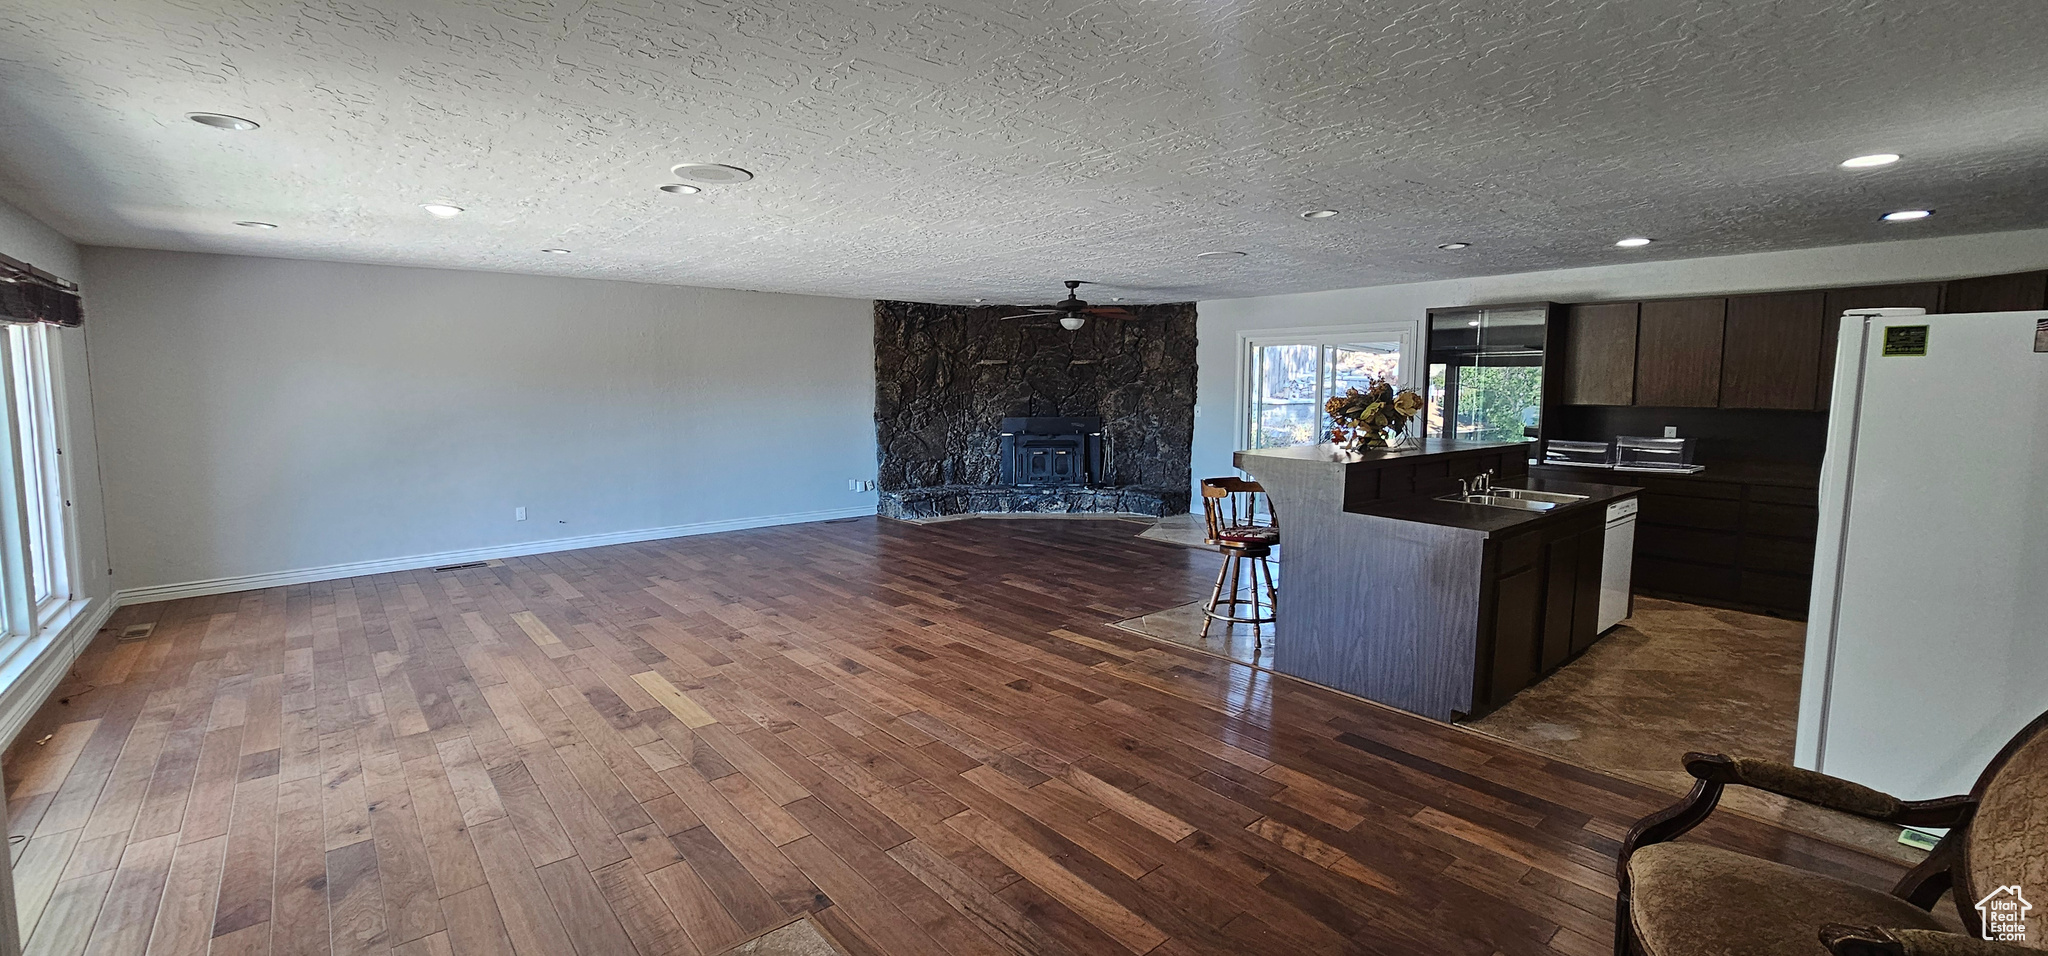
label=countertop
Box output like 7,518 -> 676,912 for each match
1353,475 -> 1640,535
1530,459 -> 1821,488
1236,437 -> 1529,465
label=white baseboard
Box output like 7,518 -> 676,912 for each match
0,596 -> 117,747
114,505 -> 877,605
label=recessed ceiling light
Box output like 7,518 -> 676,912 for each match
1467,320 -> 1481,327
670,163 -> 754,184
1437,242 -> 1471,250
971,298 -> 984,302
1196,251 -> 1247,260
187,112 -> 259,131
233,221 -> 277,229
421,203 -> 464,218
1300,209 -> 1339,220
658,183 -> 702,195
1840,153 -> 1901,169
541,248 -> 571,254
1615,237 -> 1654,248
1881,209 -> 1933,222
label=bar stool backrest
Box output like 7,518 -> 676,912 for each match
1200,477 -> 1273,546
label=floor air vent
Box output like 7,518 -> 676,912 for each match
433,561 -> 489,572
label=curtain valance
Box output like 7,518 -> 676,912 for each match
0,254 -> 81,327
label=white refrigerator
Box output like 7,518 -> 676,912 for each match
1795,308 -> 2048,799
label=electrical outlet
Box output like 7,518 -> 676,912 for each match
1662,426 -> 1678,438
515,506 -> 527,521
863,480 -> 876,492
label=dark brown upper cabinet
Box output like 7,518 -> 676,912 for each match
1942,272 -> 2048,314
1817,283 -> 1944,410
1720,291 -> 1824,410
1557,302 -> 1638,405
1634,297 -> 1726,407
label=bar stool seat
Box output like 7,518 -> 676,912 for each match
1199,477 -> 1278,645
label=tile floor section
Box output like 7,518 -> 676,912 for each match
724,916 -> 852,956
1465,598 -> 1918,862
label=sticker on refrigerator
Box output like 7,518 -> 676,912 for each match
2036,318 -> 2047,353
1883,325 -> 1929,356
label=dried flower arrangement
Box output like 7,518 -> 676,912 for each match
1325,379 -> 1426,451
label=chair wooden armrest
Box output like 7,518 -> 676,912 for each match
1681,754 -> 1975,827
1823,926 -> 2039,956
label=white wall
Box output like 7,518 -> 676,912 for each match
0,198 -> 117,744
1194,227 -> 2048,487
82,248 -> 877,598
0,198 -> 110,595
0,199 -> 113,598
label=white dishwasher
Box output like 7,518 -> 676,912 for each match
1597,496 -> 1639,632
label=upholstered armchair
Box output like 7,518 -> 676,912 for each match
1614,709 -> 2048,956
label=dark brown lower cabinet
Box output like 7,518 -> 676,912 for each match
1478,507 -> 1612,713
1488,564 -> 1543,706
1567,525 -> 1605,657
1533,464 -> 1819,619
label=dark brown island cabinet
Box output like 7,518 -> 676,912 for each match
1478,504 -> 1607,710
1237,440 -> 1639,720
1535,266 -> 2043,618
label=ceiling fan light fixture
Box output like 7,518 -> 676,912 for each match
1060,316 -> 1087,331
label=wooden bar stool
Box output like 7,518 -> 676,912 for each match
1199,477 -> 1278,644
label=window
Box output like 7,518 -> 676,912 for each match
1422,307 -> 1546,443
3,322 -> 74,631
1241,324 -> 1416,449
1425,364 -> 1544,441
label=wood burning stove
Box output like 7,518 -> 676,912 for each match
998,416 -> 1105,487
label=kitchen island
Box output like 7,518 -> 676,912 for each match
1237,439 -> 1638,721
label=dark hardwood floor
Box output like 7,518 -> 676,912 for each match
3,517 -> 1901,956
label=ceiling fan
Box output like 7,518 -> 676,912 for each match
1000,280 -> 1135,330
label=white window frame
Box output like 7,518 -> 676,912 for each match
0,322 -> 80,641
1235,320 -> 1422,453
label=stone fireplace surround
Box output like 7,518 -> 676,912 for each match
873,299 -> 1196,520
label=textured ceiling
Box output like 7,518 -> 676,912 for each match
0,1 -> 2045,304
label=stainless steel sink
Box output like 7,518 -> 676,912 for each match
1437,487 -> 1591,511
1438,493 -> 1559,511
1487,488 -> 1589,505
